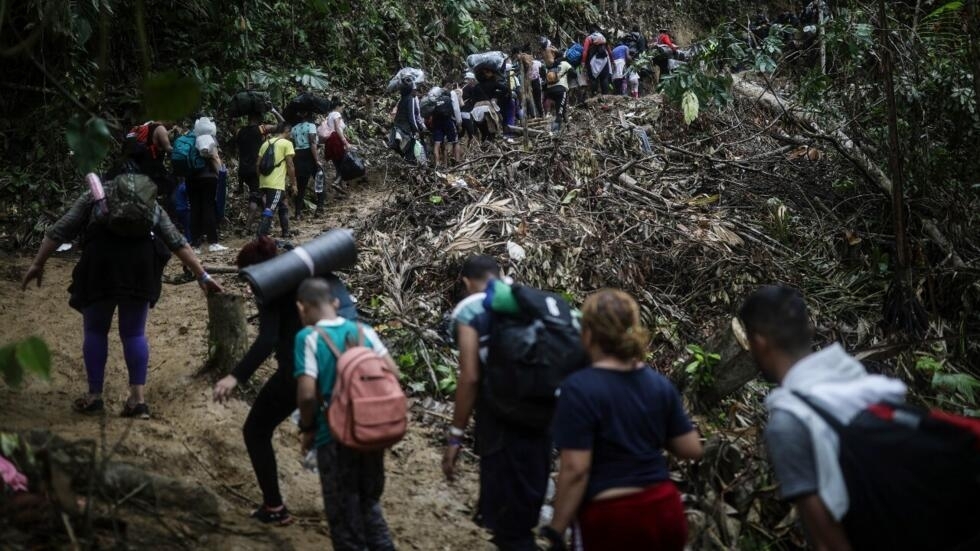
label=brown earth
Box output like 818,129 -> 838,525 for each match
0,169 -> 494,550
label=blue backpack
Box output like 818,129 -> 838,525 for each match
171,133 -> 205,176
565,43 -> 584,66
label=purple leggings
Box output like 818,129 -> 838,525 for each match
82,301 -> 150,394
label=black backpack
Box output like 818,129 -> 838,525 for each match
433,92 -> 454,119
483,285 -> 589,431
258,138 -> 284,176
794,392 -> 980,551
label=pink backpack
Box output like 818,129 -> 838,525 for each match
315,326 -> 408,451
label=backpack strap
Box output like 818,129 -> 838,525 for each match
791,390 -> 845,431
313,326 -> 343,359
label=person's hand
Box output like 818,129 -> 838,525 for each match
21,263 -> 44,291
213,375 -> 238,403
300,431 -> 315,454
198,274 -> 223,294
442,442 -> 461,481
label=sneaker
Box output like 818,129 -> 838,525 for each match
192,247 -> 202,255
251,505 -> 295,526
120,402 -> 150,420
208,243 -> 229,253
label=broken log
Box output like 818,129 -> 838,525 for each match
204,293 -> 249,375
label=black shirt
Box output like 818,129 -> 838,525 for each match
552,366 -> 694,501
236,125 -> 264,176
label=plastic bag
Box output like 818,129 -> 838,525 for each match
195,134 -> 217,157
193,116 -> 217,137
466,51 -> 506,72
386,67 -> 425,93
339,151 -> 366,181
229,91 -> 270,117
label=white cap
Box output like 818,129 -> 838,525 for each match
465,71 -> 476,80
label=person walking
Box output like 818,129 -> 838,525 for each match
236,109 -> 284,220
256,122 -> 296,238
187,117 -> 227,253
294,278 -> 398,551
583,31 -> 612,96
540,289 -> 702,550
320,97 -> 353,196
545,55 -> 573,132
393,79 -> 426,163
213,237 -> 356,527
22,164 -> 221,418
290,111 -> 322,220
442,255 -> 552,550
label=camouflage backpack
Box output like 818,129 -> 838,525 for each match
103,173 -> 158,237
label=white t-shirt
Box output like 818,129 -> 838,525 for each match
318,111 -> 346,138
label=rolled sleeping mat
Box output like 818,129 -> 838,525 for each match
240,228 -> 358,305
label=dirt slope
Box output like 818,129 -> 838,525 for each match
0,170 -> 492,550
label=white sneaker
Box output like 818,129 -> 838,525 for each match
192,247 -> 202,255
208,243 -> 229,253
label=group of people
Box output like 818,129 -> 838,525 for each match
388,26 -> 683,165
116,98 -> 354,249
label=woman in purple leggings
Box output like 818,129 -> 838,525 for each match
22,166 -> 222,419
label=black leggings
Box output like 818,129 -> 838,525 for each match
258,188 -> 290,238
530,79 -> 544,118
243,369 -> 295,508
188,175 -> 218,245
545,86 -> 568,126
293,149 -> 322,214
591,64 -> 611,95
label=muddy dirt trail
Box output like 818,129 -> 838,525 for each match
0,167 -> 493,550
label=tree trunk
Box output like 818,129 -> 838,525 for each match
879,0 -> 909,270
204,293 -> 249,375
679,319 -> 758,411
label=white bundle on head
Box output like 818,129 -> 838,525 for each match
194,117 -> 217,137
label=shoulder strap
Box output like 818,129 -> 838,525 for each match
791,390 -> 845,431
356,324 -> 365,347
313,326 -> 342,359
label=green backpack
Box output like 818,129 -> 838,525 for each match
103,173 -> 158,237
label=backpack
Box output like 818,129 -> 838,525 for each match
565,43 -> 584,66
433,91 -> 454,118
483,283 -> 590,431
794,392 -> 980,551
102,173 -> 159,237
316,326 -> 408,451
258,138 -> 285,176
171,133 -> 206,177
123,123 -> 160,161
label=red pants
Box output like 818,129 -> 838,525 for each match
577,481 -> 687,551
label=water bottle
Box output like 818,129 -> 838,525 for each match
314,170 -> 325,194
86,173 -> 108,217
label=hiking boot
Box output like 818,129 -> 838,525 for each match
72,396 -> 104,414
121,402 -> 150,420
251,505 -> 295,526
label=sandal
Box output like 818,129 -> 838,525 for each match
72,396 -> 104,414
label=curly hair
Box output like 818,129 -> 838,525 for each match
581,289 -> 650,362
235,236 -> 278,269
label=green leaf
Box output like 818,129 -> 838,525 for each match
923,1 -> 963,22
143,71 -> 202,121
681,90 -> 699,125
685,361 -> 700,374
932,373 -> 980,402
65,115 -> 111,174
0,433 -> 18,457
429,195 -> 443,204
15,337 -> 51,380
561,189 -> 578,204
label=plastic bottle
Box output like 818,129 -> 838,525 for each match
314,170 -> 325,194
86,173 -> 108,217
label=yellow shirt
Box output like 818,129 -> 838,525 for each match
257,137 -> 295,190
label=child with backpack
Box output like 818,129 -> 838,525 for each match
294,277 -> 403,551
